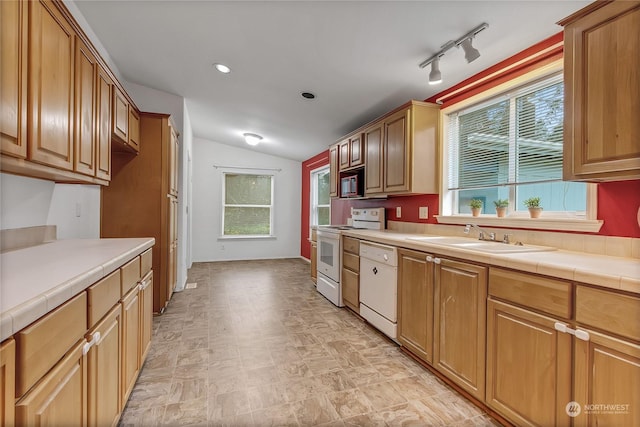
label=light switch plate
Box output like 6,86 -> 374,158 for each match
419,206 -> 428,219
396,207 -> 402,218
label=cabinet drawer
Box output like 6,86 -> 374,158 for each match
343,237 -> 359,254
489,268 -> 571,319
343,252 -> 359,272
140,249 -> 152,276
121,256 -> 141,296
15,292 -> 87,397
576,285 -> 640,341
87,269 -> 121,327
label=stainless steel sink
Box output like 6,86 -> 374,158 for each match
405,236 -> 475,245
405,235 -> 555,253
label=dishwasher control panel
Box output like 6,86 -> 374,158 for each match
359,242 -> 398,266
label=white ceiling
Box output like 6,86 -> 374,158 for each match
73,0 -> 590,161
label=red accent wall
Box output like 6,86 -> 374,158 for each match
331,194 -> 439,227
300,151 -> 330,259
597,180 -> 640,238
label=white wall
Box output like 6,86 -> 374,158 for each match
0,174 -> 100,239
192,138 -> 301,262
124,82 -> 184,136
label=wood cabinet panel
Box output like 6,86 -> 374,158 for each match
140,248 -> 152,277
86,306 -> 121,427
121,287 -> 140,404
343,236 -> 360,255
433,258 -> 487,400
562,0 -> 640,180
15,339 -> 87,426
121,256 -> 141,296
95,65 -> 112,180
397,249 -> 434,364
15,292 -> 87,397
364,123 -> 384,194
342,268 -> 359,313
329,144 -> 339,197
575,285 -> 640,341
343,252 -> 359,272
339,140 -> 350,171
486,299 -> 571,427
73,36 -> 97,176
489,268 -> 572,319
169,126 -> 179,196
573,328 -> 640,427
139,272 -> 153,364
128,108 -> 140,153
0,339 -> 15,427
0,0 -> 27,158
28,0 -> 75,171
349,134 -> 363,168
87,269 -> 121,327
310,241 -> 317,284
384,108 -> 410,193
112,87 -> 129,143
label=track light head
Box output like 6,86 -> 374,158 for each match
459,38 -> 481,63
429,58 -> 442,85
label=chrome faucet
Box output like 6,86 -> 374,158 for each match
464,224 -> 495,241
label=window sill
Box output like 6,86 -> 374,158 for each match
218,235 -> 276,241
435,215 -> 603,233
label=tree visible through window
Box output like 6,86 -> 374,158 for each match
222,173 -> 273,236
311,167 -> 330,226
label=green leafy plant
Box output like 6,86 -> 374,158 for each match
469,199 -> 483,209
493,199 -> 509,208
523,197 -> 541,208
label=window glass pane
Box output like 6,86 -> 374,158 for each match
225,174 -> 272,205
317,171 -> 330,205
458,188 -> 509,215
223,207 -> 271,235
516,181 -> 586,212
317,206 -> 330,225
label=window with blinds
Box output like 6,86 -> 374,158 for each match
447,74 -> 586,216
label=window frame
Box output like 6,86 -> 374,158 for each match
310,165 -> 331,227
220,172 -> 275,239
436,60 -> 602,233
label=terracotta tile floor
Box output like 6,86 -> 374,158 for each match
120,259 -> 498,426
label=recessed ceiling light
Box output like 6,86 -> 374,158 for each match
243,133 -> 263,146
213,63 -> 231,74
301,92 -> 316,99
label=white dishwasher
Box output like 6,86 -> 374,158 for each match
359,241 -> 398,341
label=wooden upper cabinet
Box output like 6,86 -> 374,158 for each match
339,140 -> 350,171
364,122 -> 384,195
329,144 -> 339,197
561,0 -> 640,181
28,0 -> 75,171
112,87 -> 129,143
128,108 -> 140,153
0,0 -> 27,159
338,134 -> 364,172
384,108 -> 411,193
96,66 -> 112,181
74,37 -> 97,177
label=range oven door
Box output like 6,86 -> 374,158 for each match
316,229 -> 340,283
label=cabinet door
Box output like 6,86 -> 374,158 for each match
128,108 -> 140,152
563,1 -> 640,180
329,144 -> 339,197
74,37 -> 97,176
339,140 -> 350,171
310,242 -> 317,284
574,328 -> 640,427
486,299 -> 571,427
364,123 -> 384,195
139,272 -> 153,364
121,287 -> 140,404
342,268 -> 359,313
397,249 -> 434,364
16,339 -> 87,426
87,306 -> 121,427
112,87 -> 128,143
433,258 -> 487,400
169,127 -> 179,196
349,134 -> 364,168
0,339 -> 15,427
95,66 -> 112,180
0,0 -> 27,158
384,108 -> 410,193
28,0 -> 75,170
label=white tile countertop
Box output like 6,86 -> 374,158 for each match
342,229 -> 640,295
0,238 -> 155,341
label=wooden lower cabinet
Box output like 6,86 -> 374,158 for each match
341,236 -> 360,313
573,329 -> 640,427
0,339 -> 15,427
139,272 -> 153,364
433,258 -> 487,400
87,306 -> 122,427
486,299 -> 572,427
310,241 -> 317,284
16,339 -> 88,426
397,249 -> 434,364
121,286 -> 140,404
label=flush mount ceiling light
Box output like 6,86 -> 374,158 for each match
419,22 -> 488,85
213,63 -> 231,74
243,133 -> 263,146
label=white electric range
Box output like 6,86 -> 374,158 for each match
315,208 -> 385,307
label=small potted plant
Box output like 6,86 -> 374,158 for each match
493,199 -> 509,218
469,199 -> 483,217
523,197 -> 543,218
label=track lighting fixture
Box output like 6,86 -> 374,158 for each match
419,23 -> 488,85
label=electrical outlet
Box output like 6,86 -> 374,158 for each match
396,207 -> 402,218
419,206 -> 429,219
